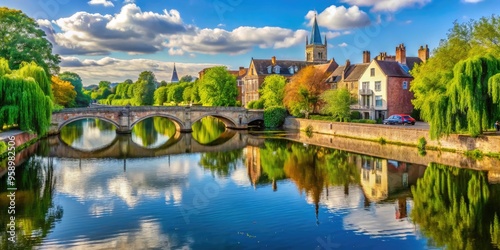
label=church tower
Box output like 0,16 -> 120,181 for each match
305,15 -> 327,63
170,63 -> 179,83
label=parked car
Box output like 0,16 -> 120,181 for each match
383,114 -> 416,125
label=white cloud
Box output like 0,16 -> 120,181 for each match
342,0 -> 431,12
42,4 -> 309,56
324,31 -> 342,39
88,0 -> 114,7
60,56 -> 220,85
166,26 -> 309,55
307,5 -> 371,30
338,42 -> 348,47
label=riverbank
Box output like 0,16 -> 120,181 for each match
0,130 -> 39,160
283,117 -> 500,155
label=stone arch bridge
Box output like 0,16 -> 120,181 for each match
50,106 -> 264,134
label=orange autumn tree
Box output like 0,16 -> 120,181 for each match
51,75 -> 76,107
283,65 -> 329,117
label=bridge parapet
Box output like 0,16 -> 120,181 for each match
50,106 -> 264,135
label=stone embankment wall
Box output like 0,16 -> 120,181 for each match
283,118 -> 500,154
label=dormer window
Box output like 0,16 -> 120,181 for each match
289,66 -> 295,74
267,66 -> 272,74
274,65 -> 281,74
294,65 -> 298,72
402,81 -> 408,90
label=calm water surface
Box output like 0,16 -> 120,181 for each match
2,117 -> 500,250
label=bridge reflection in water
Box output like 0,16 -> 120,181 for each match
50,131 -> 264,159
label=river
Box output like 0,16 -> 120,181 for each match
1,116 -> 500,249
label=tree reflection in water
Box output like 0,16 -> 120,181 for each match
411,163 -> 500,249
0,157 -> 62,249
192,117 -> 226,144
132,117 -> 176,148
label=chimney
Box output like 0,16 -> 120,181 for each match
271,56 -> 276,66
342,60 -> 350,81
418,45 -> 429,63
395,43 -> 406,65
362,51 -> 371,63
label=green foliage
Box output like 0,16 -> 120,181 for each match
154,86 -> 168,105
191,117 -> 226,144
417,137 -> 427,150
253,99 -> 265,109
320,88 -> 351,122
0,57 -> 11,76
350,111 -> 361,120
133,71 -> 157,105
260,75 -> 286,108
378,137 -> 387,145
350,119 -> 376,124
59,72 -> 90,107
199,66 -> 238,106
16,61 -> 53,99
264,106 -> 287,128
0,7 -> 61,75
464,149 -> 484,160
411,163 -> 494,250
180,75 -> 194,83
246,100 -> 256,109
305,125 -> 313,137
0,141 -> 6,155
0,74 -> 51,135
309,115 -> 337,121
411,16 -> 500,139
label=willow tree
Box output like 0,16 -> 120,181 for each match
423,55 -> 500,138
17,61 -> 53,99
411,16 -> 500,138
0,75 -> 51,134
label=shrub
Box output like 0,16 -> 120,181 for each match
378,137 -> 387,145
254,99 -> 265,109
464,149 -> 483,160
247,100 -> 256,109
235,101 -> 242,107
417,137 -> 427,151
350,119 -> 376,124
305,125 -> 313,137
264,106 -> 287,128
350,111 -> 361,120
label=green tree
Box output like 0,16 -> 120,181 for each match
411,16 -> 500,138
260,75 -> 286,108
320,88 -> 352,122
198,66 -> 238,106
0,7 -> 60,75
59,72 -> 90,107
154,86 -> 168,105
180,75 -> 194,83
17,61 -> 53,99
133,71 -> 157,105
98,80 -> 111,89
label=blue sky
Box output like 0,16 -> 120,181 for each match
1,0 -> 498,85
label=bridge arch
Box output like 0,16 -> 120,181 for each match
191,113 -> 238,129
58,116 -> 120,132
129,114 -> 185,132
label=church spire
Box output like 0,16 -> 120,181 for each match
309,14 -> 323,45
171,63 -> 179,83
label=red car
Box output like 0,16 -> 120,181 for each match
383,114 -> 416,125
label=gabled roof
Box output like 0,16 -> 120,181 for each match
375,60 -> 412,78
406,57 -> 423,71
326,63 -> 369,83
345,63 -> 370,81
250,59 -> 315,76
314,59 -> 338,74
310,15 -> 323,45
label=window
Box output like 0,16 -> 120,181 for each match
331,83 -> 337,90
375,81 -> 381,91
267,66 -> 272,74
375,175 -> 382,184
288,66 -> 294,74
375,96 -> 382,107
402,81 -> 408,89
370,68 -> 375,77
362,81 -> 369,90
375,160 -> 382,171
274,65 -> 281,74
